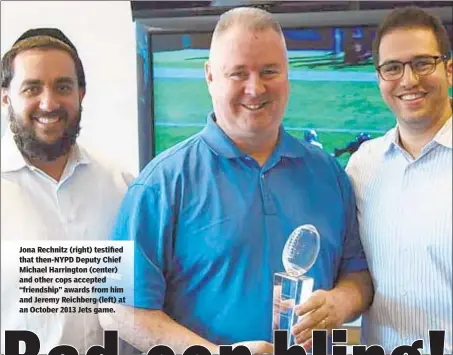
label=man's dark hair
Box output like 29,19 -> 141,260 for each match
1,27 -> 86,89
372,6 -> 452,68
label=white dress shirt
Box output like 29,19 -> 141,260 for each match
346,117 -> 452,354
1,129 -> 133,353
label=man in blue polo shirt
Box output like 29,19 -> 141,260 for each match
101,7 -> 373,354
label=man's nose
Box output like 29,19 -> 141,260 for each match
39,89 -> 60,112
400,63 -> 419,87
244,74 -> 266,97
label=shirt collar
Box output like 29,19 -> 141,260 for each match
383,115 -> 452,158
199,113 -> 244,158
274,128 -> 307,159
1,128 -> 27,173
1,127 -> 90,174
200,112 -> 307,160
434,116 -> 452,149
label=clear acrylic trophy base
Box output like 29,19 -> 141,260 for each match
272,271 -> 314,346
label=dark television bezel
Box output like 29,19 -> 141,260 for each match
135,6 -> 452,169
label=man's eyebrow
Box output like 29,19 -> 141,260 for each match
20,79 -> 42,87
379,59 -> 401,65
55,77 -> 76,85
380,54 -> 437,65
225,64 -> 280,71
229,65 -> 247,71
20,77 -> 76,87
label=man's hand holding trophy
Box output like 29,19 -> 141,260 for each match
272,224 -> 321,349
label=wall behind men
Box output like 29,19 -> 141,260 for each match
0,1 -> 139,175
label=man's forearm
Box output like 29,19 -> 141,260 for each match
99,305 -> 219,354
332,270 -> 374,324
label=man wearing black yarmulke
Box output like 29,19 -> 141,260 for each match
2,28 -> 86,162
1,28 -> 133,353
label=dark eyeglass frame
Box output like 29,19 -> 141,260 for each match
377,54 -> 450,81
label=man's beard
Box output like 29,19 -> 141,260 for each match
8,106 -> 82,162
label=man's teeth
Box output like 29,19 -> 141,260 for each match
36,117 -> 59,124
243,103 -> 266,110
400,93 -> 425,101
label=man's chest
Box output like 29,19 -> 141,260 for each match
1,176 -> 120,241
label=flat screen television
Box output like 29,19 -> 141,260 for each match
135,5 -> 452,168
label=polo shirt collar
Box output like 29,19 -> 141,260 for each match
199,113 -> 244,158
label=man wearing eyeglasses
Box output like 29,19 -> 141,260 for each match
346,6 -> 452,354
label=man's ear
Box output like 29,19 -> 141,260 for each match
446,58 -> 452,88
204,60 -> 213,93
1,88 -> 10,108
78,88 -> 86,103
375,70 -> 382,87
205,60 -> 213,88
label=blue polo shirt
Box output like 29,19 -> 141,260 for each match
111,113 -> 367,345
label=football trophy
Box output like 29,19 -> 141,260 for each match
272,224 -> 321,345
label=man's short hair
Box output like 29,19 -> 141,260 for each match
1,28 -> 86,89
372,6 -> 452,68
209,7 -> 286,62
212,7 -> 283,42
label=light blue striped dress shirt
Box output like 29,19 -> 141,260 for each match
346,117 -> 452,354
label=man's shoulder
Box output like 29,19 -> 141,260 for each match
77,144 -> 135,186
284,132 -> 334,163
350,130 -> 394,162
345,129 -> 394,179
1,130 -> 26,173
294,137 -> 345,174
284,136 -> 354,195
361,133 -> 391,152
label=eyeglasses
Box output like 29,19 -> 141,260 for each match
377,54 -> 449,81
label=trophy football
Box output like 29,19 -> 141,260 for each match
273,224 -> 321,346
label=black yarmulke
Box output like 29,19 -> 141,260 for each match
13,28 -> 78,53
